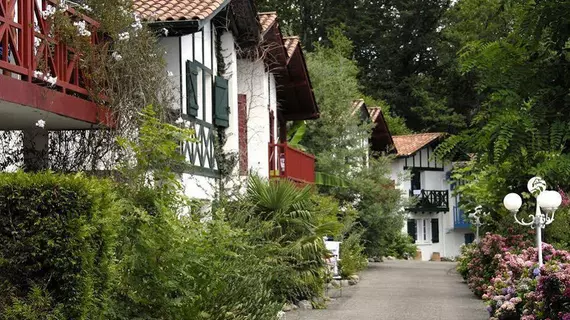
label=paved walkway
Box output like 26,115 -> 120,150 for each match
286,260 -> 488,320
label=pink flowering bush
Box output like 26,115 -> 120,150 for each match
458,232 -> 532,297
458,233 -> 570,319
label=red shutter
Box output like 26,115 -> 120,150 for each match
238,94 -> 248,175
269,110 -> 275,144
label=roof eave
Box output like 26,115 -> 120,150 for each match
144,0 -> 231,35
145,19 -> 202,35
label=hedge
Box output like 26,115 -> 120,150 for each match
0,172 -> 121,319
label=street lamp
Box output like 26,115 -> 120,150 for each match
469,205 -> 489,243
503,177 -> 562,266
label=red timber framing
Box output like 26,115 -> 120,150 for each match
238,94 -> 248,175
0,0 -> 112,127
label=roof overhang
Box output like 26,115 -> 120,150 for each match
259,19 -> 319,121
369,107 -> 396,154
281,42 -> 319,120
141,0 -> 260,44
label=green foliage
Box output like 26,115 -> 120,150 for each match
350,157 -> 405,258
111,107 -> 281,319
0,172 -> 122,319
385,233 -> 418,259
227,176 -> 343,302
339,230 -> 368,278
2,286 -> 64,320
300,29 -> 406,257
544,207 -> 570,251
435,0 -> 570,237
110,206 -> 282,320
456,243 -> 477,280
0,111 -> 286,320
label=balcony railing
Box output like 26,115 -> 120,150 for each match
453,206 -> 471,229
407,189 -> 449,212
0,0 -> 100,102
269,143 -> 315,184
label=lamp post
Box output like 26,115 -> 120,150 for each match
469,205 -> 489,244
503,177 -> 562,266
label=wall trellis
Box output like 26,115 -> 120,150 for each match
183,117 -> 219,177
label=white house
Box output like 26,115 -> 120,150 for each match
134,0 -> 320,201
354,101 -> 475,261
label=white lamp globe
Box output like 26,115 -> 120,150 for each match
538,190 -> 562,211
503,193 -> 523,212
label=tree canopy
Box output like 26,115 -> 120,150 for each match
257,0 -> 570,247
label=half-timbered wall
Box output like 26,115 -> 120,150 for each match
402,144 -> 444,171
161,21 -> 238,200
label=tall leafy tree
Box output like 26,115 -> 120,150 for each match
301,29 -> 407,256
257,0 -> 473,132
436,0 -> 570,244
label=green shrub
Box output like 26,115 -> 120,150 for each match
1,286 -> 64,320
339,230 -> 368,277
110,198 -> 282,319
385,233 -> 417,259
0,172 -> 122,319
227,176 -> 342,303
456,243 -> 476,280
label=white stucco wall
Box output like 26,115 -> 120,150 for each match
393,146 -> 473,260
221,31 -> 239,160
236,59 -> 278,179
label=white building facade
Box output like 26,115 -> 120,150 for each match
389,133 -> 475,261
135,1 -> 319,201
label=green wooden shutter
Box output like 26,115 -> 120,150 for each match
186,60 -> 199,117
407,219 -> 417,242
431,218 -> 439,243
214,76 -> 229,128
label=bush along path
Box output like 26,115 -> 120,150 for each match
457,232 -> 570,319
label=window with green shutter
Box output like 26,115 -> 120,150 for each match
214,76 -> 229,128
186,60 -> 199,117
407,219 -> 417,242
431,218 -> 439,243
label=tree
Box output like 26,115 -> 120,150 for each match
436,0 -> 570,244
256,0 -> 473,133
300,28 -> 406,256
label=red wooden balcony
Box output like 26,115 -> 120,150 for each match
0,0 -> 111,130
269,143 -> 315,184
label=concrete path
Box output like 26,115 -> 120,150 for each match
286,260 -> 488,320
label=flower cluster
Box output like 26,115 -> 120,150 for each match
175,117 -> 193,129
33,71 -> 57,86
41,5 -> 56,19
73,20 -> 91,37
118,32 -> 130,41
459,233 -> 570,319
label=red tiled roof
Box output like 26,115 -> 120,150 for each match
259,12 -> 277,34
351,99 -> 365,116
392,133 -> 444,157
368,107 -> 383,122
284,36 -> 300,58
133,0 -> 227,21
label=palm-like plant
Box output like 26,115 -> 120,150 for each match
237,176 -> 341,302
